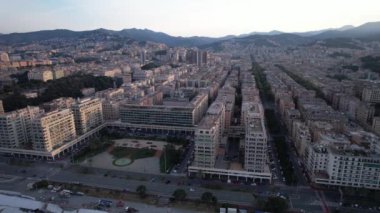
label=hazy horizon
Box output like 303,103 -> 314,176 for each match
1,0 -> 380,37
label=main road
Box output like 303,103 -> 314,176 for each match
0,161 -> 329,212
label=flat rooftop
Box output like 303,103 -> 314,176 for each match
198,114 -> 219,129
247,118 -> 264,132
208,102 -> 224,115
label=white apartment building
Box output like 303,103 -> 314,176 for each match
362,86 -> 380,103
305,134 -> 380,189
0,107 -> 41,149
31,109 -> 76,152
244,103 -> 268,173
71,98 -> 103,135
193,115 -> 221,168
192,100 -> 225,167
245,117 -> 268,173
95,88 -> 124,99
305,144 -> 329,178
292,121 -> 312,158
216,85 -> 235,131
206,101 -> 225,139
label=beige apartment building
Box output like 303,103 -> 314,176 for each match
71,98 -> 103,135
52,69 -> 65,80
28,70 -> 53,82
31,109 -> 76,152
0,100 -> 4,115
0,52 -> 10,62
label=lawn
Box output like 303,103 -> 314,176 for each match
110,147 -> 156,160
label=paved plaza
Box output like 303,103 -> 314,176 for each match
82,151 -> 161,174
114,138 -> 181,150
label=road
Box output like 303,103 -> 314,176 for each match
0,179 -> 204,213
0,161 -> 334,212
258,71 -> 330,212
174,140 -> 194,174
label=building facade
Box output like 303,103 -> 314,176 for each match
0,107 -> 41,149
31,109 -> 76,152
71,98 -> 103,135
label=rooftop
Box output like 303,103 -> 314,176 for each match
198,114 -> 219,129
247,117 -> 264,132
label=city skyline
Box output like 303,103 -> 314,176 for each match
0,0 -> 380,37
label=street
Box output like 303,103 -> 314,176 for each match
0,160 -> 332,212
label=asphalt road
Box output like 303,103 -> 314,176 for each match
0,178 -> 204,213
0,161 -> 331,212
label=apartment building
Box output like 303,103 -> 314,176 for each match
95,88 -> 124,100
292,121 -> 312,158
102,100 -> 120,121
216,85 -> 236,130
31,109 -> 76,152
0,107 -> 41,148
193,115 -> 221,168
52,69 -> 65,80
305,144 -> 329,178
362,86 -> 380,103
120,93 -> 208,127
71,98 -> 103,135
0,100 -> 4,115
206,102 -> 225,138
305,133 -> 380,189
0,52 -> 9,62
372,117 -> 380,135
284,109 -> 301,133
28,70 -> 53,82
244,103 -> 268,173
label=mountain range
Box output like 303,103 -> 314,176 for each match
0,21 -> 379,47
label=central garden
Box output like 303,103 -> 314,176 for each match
110,147 -> 156,167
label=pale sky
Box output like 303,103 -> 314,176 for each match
0,0 -> 379,37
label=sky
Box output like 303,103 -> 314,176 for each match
0,0 -> 380,37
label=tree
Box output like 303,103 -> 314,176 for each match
172,189 -> 187,201
33,180 -> 49,189
136,185 -> 147,199
201,192 -> 214,203
211,195 -> 218,205
201,191 -> 217,205
263,196 -> 289,213
1,73 -> 116,112
160,144 -> 182,173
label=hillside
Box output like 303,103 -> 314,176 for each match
0,21 -> 379,47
